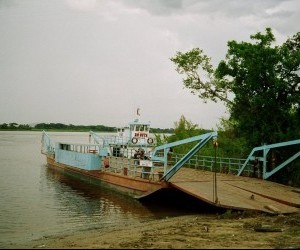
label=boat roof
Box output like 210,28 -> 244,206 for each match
127,118 -> 150,126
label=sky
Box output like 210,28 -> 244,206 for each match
0,0 -> 299,129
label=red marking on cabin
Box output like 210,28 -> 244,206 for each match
134,133 -> 148,138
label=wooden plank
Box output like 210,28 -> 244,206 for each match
223,180 -> 300,207
169,168 -> 300,214
171,181 -> 298,214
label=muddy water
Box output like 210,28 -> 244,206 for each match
0,131 -> 216,248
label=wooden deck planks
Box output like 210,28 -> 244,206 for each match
224,180 -> 300,207
169,168 -> 300,214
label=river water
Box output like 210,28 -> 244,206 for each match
0,131 -> 212,248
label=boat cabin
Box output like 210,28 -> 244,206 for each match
116,118 -> 153,146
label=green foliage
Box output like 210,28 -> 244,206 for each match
170,48 -> 231,105
0,122 -> 175,136
34,123 -> 116,132
171,28 -> 300,150
160,115 -> 248,158
164,115 -> 215,155
0,123 -> 175,133
151,127 -> 174,134
155,115 -> 250,159
153,133 -> 169,146
0,122 -> 116,132
0,123 -> 32,130
210,118 -> 249,157
215,28 -> 300,148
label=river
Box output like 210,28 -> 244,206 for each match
0,131 -> 205,248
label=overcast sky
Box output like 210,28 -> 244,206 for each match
0,0 -> 299,129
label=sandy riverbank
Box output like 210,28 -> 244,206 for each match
9,211 -> 300,249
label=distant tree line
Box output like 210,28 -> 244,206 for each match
0,123 -> 32,130
151,127 -> 174,134
34,123 -> 116,132
0,122 -> 174,133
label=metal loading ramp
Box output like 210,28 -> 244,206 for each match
169,168 -> 300,214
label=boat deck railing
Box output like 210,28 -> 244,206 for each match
168,153 -> 253,176
41,131 -> 55,155
102,154 -> 253,182
103,147 -> 253,181
103,157 -> 165,182
42,131 -> 252,181
43,131 -> 298,181
61,143 -> 103,154
89,131 -> 155,147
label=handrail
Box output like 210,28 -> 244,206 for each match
151,131 -> 217,181
43,130 -> 299,182
89,130 -> 153,147
237,139 -> 300,179
41,130 -> 55,154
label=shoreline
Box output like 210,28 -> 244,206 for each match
9,212 -> 300,249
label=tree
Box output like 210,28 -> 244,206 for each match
166,115 -> 207,154
9,122 -> 18,128
216,28 -> 300,147
171,28 -> 300,149
170,48 -> 231,105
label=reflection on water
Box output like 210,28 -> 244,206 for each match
44,166 -> 211,221
44,167 -> 157,221
1,131 -> 216,248
1,131 -> 159,248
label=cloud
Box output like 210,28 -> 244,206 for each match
64,0 -> 98,11
0,0 -> 299,129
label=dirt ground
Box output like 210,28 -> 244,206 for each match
9,211 -> 300,249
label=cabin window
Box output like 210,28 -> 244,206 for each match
136,125 -> 145,131
112,147 -> 121,157
59,144 -> 70,151
130,125 -> 135,131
